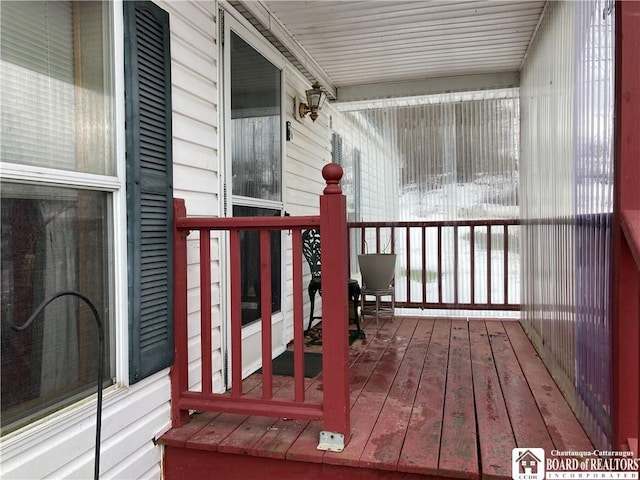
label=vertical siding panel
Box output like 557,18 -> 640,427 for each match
521,0 -> 577,404
335,92 -> 520,313
520,0 -> 613,449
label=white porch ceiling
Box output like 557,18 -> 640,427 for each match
232,0 -> 547,101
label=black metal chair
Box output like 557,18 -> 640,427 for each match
302,229 -> 363,337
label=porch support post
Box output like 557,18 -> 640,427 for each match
318,163 -> 351,447
613,0 -> 640,452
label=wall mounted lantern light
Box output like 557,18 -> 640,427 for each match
298,82 -> 326,122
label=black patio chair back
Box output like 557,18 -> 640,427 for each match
301,229 -> 363,337
302,229 -> 322,280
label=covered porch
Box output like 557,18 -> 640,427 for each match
160,0 -> 640,478
161,169 -> 591,478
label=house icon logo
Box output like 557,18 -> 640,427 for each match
512,448 -> 545,480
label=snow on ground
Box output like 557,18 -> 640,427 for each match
376,178 -> 521,317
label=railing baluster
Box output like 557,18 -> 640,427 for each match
230,229 -> 243,398
292,230 -> 305,402
504,224 -> 509,305
260,230 -> 273,400
390,226 -> 395,254
454,225 -> 459,305
421,226 -> 427,304
200,230 -> 212,395
487,224 -> 492,306
406,226 -> 411,303
437,225 -> 443,304
470,226 -> 476,306
376,226 -> 381,252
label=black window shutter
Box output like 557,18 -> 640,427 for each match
124,1 -> 174,384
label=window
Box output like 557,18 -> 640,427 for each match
230,31 -> 282,202
0,1 -> 115,433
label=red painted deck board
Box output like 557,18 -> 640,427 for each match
358,318 -> 432,470
162,317 -> 594,480
485,321 -> 555,453
160,411 -> 219,448
323,390 -> 387,468
438,319 -> 479,480
250,417 -> 310,459
347,318 -> 405,402
324,318 -> 406,468
469,321 -> 516,480
502,321 -> 593,451
250,375 -> 323,459
398,318 -> 451,475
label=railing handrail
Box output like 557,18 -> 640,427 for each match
349,218 -> 520,228
176,215 -> 320,231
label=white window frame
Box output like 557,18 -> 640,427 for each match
0,0 -> 130,445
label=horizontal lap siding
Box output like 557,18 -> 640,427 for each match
281,69 -> 333,343
159,1 -> 222,401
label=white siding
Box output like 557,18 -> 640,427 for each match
160,0 -> 223,397
0,373 -> 170,479
0,2 -> 220,479
281,67 -> 333,343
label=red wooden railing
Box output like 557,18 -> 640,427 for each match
617,211 -> 640,455
613,1 -> 640,456
171,164 -> 350,443
349,219 -> 520,311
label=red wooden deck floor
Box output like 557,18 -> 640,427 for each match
161,317 -> 593,480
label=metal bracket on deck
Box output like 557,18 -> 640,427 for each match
317,431 -> 345,452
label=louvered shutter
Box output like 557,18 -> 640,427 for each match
124,1 -> 174,384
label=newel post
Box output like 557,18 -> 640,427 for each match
318,163 -> 351,450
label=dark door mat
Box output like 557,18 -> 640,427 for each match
258,350 -> 323,378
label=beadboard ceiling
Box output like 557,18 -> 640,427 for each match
232,1 -> 547,101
